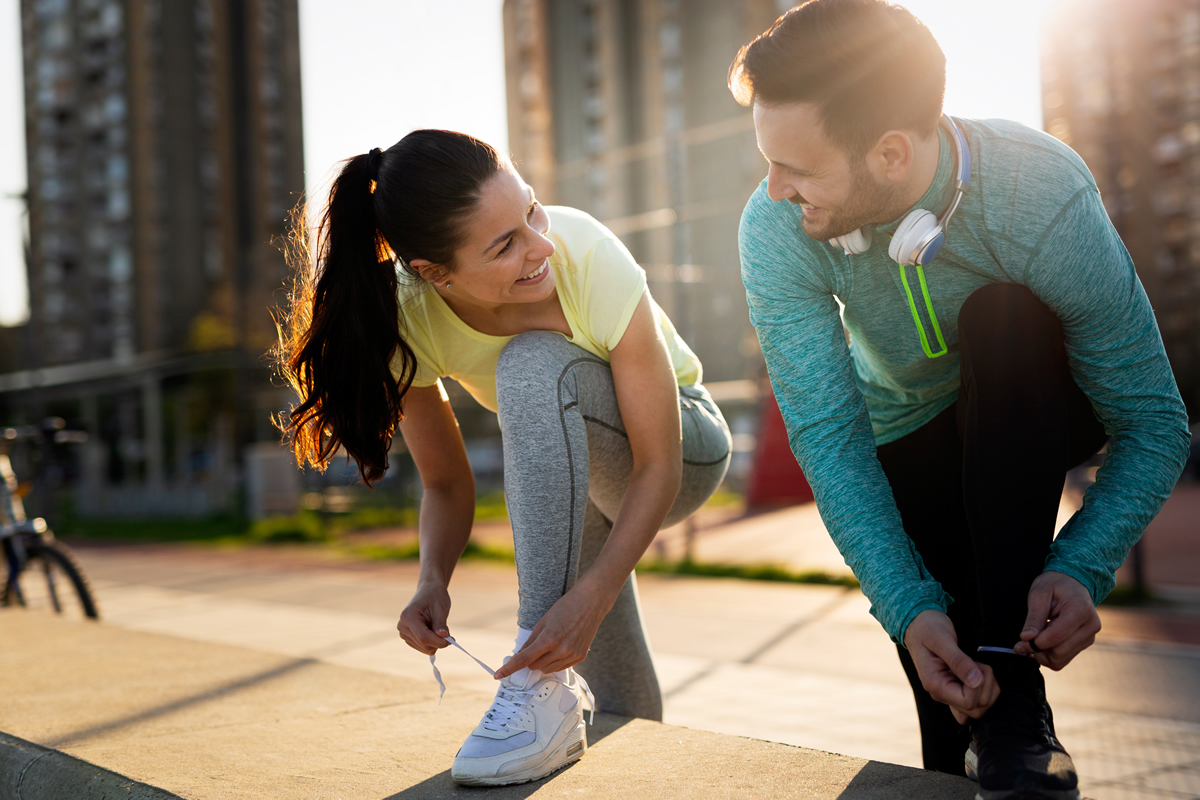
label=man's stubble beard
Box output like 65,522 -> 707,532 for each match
797,160 -> 905,242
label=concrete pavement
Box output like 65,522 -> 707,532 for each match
1,604 -> 974,800
3,484 -> 1198,799
14,535 -> 1198,800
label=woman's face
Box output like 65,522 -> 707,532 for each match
416,167 -> 556,309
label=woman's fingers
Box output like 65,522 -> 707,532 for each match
496,637 -> 553,678
397,604 -> 452,655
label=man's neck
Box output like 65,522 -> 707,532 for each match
875,129 -> 942,224
899,130 -> 942,214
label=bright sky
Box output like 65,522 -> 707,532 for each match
0,0 -> 1043,329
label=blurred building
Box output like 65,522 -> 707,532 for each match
0,0 -> 305,516
1042,0 -> 1200,417
503,0 -> 790,382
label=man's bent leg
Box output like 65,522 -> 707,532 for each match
955,284 -> 1103,799
877,406 -> 976,774
957,284 -> 1107,648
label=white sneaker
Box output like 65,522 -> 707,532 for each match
451,661 -> 594,786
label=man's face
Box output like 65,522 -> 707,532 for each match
753,101 -> 897,241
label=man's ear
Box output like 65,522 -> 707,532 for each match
870,130 -> 916,182
409,258 -> 449,285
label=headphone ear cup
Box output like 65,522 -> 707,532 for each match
830,228 -> 873,255
888,209 -> 939,265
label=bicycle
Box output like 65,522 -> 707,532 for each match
1,419 -> 99,620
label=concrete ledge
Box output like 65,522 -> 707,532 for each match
0,613 -> 976,799
0,731 -> 183,800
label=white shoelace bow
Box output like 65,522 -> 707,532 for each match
430,636 -> 595,724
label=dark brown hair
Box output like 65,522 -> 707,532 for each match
273,130 -> 503,484
729,0 -> 945,157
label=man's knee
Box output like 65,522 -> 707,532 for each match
959,284 -> 1064,378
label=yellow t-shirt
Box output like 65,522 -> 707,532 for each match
393,206 -> 702,413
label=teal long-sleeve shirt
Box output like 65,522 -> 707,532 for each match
738,117 -> 1190,645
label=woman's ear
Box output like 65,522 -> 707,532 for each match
409,258 -> 448,285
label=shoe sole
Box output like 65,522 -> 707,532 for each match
974,792 -> 1080,800
967,746 -> 1080,800
452,720 -> 587,786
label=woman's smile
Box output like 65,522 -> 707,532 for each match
515,259 -> 550,285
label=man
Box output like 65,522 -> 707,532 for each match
732,1 -> 1191,798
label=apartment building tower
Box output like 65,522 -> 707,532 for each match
503,0 -> 792,382
1042,0 -> 1200,414
4,0 -> 305,514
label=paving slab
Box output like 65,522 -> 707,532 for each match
0,612 -> 977,800
50,543 -> 1200,798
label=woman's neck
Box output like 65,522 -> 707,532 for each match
437,285 -> 571,338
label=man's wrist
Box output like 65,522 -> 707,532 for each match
896,601 -> 951,649
1041,562 -> 1102,605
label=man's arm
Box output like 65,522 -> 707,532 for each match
739,188 -> 950,643
1023,187 -> 1190,606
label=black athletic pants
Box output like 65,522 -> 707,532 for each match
875,284 -> 1108,774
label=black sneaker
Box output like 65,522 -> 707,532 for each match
966,652 -> 1080,800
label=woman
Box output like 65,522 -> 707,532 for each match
275,130 -> 730,786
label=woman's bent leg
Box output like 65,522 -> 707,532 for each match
497,332 -> 611,629
572,501 -> 663,720
496,332 -> 730,720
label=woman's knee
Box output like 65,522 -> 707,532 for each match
495,331 -> 584,401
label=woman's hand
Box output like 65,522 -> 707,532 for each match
397,582 -> 453,655
494,580 -> 617,678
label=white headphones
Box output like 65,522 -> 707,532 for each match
829,114 -> 972,266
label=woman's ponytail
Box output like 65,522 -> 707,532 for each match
275,151 -> 414,485
273,130 -> 502,486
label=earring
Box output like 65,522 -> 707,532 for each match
445,282 -> 452,289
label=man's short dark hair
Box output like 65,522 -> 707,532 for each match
730,0 -> 946,157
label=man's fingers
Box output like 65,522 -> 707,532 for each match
1032,601 -> 1099,653
1021,583 -> 1054,643
1042,628 -> 1098,670
977,664 -> 1000,708
939,644 -> 984,690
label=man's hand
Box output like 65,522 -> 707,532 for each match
905,609 -> 1000,724
1013,571 -> 1100,670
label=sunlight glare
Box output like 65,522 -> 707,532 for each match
895,0 -> 1047,130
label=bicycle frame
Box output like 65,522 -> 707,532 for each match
2,452 -> 53,606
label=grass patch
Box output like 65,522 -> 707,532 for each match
1100,583 -> 1157,606
701,488 -> 744,509
473,491 -> 509,522
55,514 -> 251,543
344,539 -> 515,563
330,506 -> 419,533
637,558 -> 859,588
248,512 -> 330,544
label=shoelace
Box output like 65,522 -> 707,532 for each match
479,683 -> 538,732
977,680 -> 1053,748
430,636 -> 495,704
429,636 -> 596,724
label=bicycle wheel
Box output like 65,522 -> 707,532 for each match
21,538 -> 100,620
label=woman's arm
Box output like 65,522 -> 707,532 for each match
497,291 -> 682,676
395,381 -> 477,655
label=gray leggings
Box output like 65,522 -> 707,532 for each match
495,332 -> 732,720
